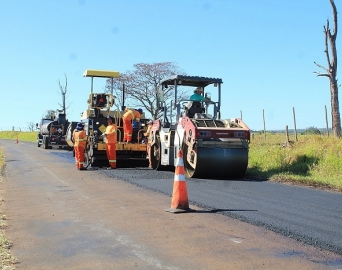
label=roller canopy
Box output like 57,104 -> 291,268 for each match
161,75 -> 222,88
83,70 -> 120,78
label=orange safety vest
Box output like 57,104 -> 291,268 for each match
123,109 -> 141,122
104,123 -> 117,144
72,130 -> 87,147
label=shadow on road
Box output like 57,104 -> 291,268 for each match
194,209 -> 258,214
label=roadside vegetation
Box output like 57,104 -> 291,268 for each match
248,132 -> 342,192
0,148 -> 16,269
0,131 -> 38,143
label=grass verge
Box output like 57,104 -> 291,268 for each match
248,133 -> 342,192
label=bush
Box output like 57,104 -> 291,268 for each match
301,126 -> 321,135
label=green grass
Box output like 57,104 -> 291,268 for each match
248,133 -> 342,192
0,131 -> 38,143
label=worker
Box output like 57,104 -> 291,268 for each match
122,108 -> 143,143
143,119 -> 153,168
189,87 -> 210,102
72,122 -> 87,170
103,116 -> 117,169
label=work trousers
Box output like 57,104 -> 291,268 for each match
147,143 -> 152,167
123,118 -> 133,142
74,145 -> 85,169
106,143 -> 117,168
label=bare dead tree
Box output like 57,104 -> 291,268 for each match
105,62 -> 187,120
314,0 -> 341,137
27,122 -> 35,132
57,73 -> 70,115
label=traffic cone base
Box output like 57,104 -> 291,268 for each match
165,207 -> 196,213
165,149 -> 196,214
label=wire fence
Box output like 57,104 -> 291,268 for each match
0,127 -> 34,132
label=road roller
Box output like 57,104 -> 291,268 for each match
149,75 -> 250,179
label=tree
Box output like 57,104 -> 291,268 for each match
57,73 -> 70,115
105,62 -> 187,120
301,126 -> 322,135
27,122 -> 36,132
314,0 -> 341,137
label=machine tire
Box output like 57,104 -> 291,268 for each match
150,135 -> 172,171
43,136 -> 49,150
37,140 -> 41,148
150,136 -> 160,170
151,134 -> 164,170
44,137 -> 49,149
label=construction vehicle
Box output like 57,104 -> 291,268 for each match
66,69 -> 150,168
149,75 -> 251,179
37,110 -> 70,149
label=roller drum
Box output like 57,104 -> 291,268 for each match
184,147 -> 248,179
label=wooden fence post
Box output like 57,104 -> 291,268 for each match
325,105 -> 329,137
293,107 -> 298,141
263,109 -> 266,140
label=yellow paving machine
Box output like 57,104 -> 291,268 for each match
66,69 -> 149,168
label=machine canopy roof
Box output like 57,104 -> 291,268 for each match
83,69 -> 120,78
161,75 -> 223,88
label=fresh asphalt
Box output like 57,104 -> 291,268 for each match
49,143 -> 342,258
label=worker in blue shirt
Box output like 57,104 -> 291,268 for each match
189,87 -> 210,102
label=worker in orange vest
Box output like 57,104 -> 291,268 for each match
122,108 -> 143,143
103,116 -> 117,169
72,122 -> 87,170
143,119 -> 153,168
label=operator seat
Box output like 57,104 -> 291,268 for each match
94,94 -> 107,108
187,101 -> 204,118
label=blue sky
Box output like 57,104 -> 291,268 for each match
0,0 -> 338,131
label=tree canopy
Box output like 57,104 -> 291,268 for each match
105,62 -> 188,120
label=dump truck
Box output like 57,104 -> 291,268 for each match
37,110 -> 70,149
148,75 -> 251,179
66,69 -> 150,168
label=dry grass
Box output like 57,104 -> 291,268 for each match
0,131 -> 37,143
248,133 -> 342,192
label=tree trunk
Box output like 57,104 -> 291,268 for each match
314,0 -> 341,138
330,80 -> 341,136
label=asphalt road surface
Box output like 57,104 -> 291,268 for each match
1,139 -> 342,270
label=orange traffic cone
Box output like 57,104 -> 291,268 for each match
165,149 -> 195,213
16,136 -> 18,144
